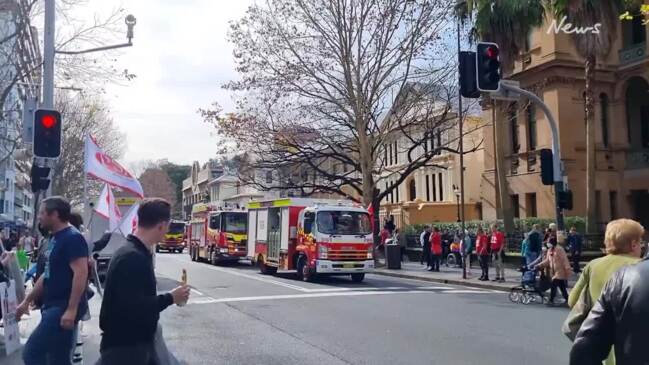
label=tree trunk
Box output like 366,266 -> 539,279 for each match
585,55 -> 597,234
493,102 -> 515,238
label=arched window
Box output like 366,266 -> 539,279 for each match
600,94 -> 610,147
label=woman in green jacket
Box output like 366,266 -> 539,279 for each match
568,218 -> 645,365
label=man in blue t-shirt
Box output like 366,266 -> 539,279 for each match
16,196 -> 89,365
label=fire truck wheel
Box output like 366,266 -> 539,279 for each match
351,273 -> 365,283
155,246 -> 160,253
190,247 -> 197,261
259,257 -> 277,275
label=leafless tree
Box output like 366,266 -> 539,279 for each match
201,0 -> 479,239
50,92 -> 126,205
139,167 -> 177,208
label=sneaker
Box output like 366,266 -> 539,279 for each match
545,301 -> 555,307
492,278 -> 500,281
499,278 -> 506,283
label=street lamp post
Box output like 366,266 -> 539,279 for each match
453,185 -> 461,223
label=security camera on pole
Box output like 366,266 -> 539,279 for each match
458,42 -> 568,233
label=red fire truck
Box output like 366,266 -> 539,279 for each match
246,198 -> 374,282
187,203 -> 248,264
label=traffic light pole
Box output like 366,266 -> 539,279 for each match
499,83 -> 565,232
43,0 -> 55,110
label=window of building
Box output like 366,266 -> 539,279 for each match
436,131 -> 442,154
425,175 -> 430,201
393,141 -> 398,165
600,94 -> 609,147
395,182 -> 400,203
610,191 -> 618,220
509,103 -> 520,153
385,181 -> 389,203
384,144 -> 388,165
432,174 -> 437,202
526,104 -> 537,150
388,143 -> 393,165
423,132 -> 429,154
511,194 -> 520,218
622,10 -> 647,47
438,173 -> 444,201
525,193 -> 537,218
408,179 -> 416,201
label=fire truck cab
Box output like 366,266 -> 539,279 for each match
247,198 -> 374,282
188,203 -> 248,264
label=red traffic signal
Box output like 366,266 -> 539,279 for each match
33,109 -> 62,158
476,42 -> 501,92
41,114 -> 57,129
485,45 -> 499,59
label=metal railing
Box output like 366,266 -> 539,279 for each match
619,42 -> 647,66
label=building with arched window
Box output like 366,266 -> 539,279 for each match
481,11 -> 649,231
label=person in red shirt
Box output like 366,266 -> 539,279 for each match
490,223 -> 506,282
475,227 -> 490,281
429,227 -> 442,272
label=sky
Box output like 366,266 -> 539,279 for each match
74,0 -> 254,167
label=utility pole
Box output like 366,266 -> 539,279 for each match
456,3 -> 467,280
43,0 -> 55,109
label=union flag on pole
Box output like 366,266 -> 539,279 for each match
95,184 -> 122,231
84,135 -> 144,198
117,203 -> 139,236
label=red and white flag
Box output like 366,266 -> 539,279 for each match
84,135 -> 144,198
95,184 -> 122,231
118,203 -> 139,236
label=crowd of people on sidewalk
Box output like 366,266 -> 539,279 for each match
0,196 -> 190,365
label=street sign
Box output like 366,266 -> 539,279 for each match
490,79 -> 521,101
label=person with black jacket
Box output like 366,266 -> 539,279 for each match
569,219 -> 646,365
97,198 -> 190,365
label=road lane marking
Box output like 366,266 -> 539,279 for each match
162,255 -> 310,291
186,288 -> 495,305
190,289 -> 204,296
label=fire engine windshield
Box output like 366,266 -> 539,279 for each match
168,222 -> 185,235
316,211 -> 371,235
223,213 -> 247,234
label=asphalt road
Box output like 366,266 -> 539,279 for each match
149,252 -> 572,365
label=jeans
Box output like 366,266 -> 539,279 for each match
23,306 -> 76,365
97,343 -> 157,365
571,252 -> 582,273
429,255 -> 440,271
421,244 -> 431,266
478,255 -> 490,278
550,279 -> 569,303
493,251 -> 504,279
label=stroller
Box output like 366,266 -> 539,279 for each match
509,267 -> 551,305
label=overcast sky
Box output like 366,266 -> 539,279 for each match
76,0 -> 253,166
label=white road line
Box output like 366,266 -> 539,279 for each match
190,288 -> 205,296
163,255 -> 310,292
186,288 -> 496,305
439,289 -> 490,294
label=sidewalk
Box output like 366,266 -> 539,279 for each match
0,289 -> 101,364
374,261 -> 579,292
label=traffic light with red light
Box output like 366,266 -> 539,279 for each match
476,42 -> 501,92
33,109 -> 62,158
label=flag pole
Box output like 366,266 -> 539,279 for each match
83,134 -> 90,234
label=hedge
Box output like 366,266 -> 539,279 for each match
402,217 -> 586,237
